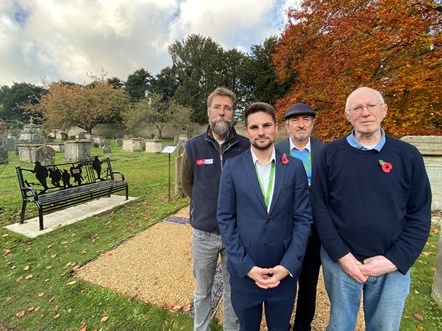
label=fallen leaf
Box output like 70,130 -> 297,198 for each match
16,276 -> 23,282
413,313 -> 424,322
48,296 -> 55,303
3,249 -> 11,257
15,310 -> 26,318
51,254 -> 57,258
27,306 -> 35,312
47,244 -> 53,249
25,274 -> 33,280
417,326 -> 424,331
54,313 -> 60,319
47,265 -> 52,270
66,280 -> 77,285
421,251 -> 433,256
79,324 -> 87,331
72,265 -> 81,272
100,316 -> 109,322
23,265 -> 30,271
38,292 -> 45,297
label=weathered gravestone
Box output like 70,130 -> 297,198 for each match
122,138 -> 143,152
0,146 -> 8,164
400,135 -> 442,211
64,140 -> 92,162
18,144 -> 41,163
145,138 -> 163,153
35,145 -> 55,166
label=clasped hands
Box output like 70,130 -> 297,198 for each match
338,253 -> 398,283
247,265 -> 289,289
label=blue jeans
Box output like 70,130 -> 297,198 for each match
321,247 -> 410,331
192,228 -> 240,331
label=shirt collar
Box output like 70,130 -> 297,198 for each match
346,128 -> 386,151
251,146 -> 276,166
289,137 -> 311,152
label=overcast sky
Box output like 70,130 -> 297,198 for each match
0,0 -> 297,87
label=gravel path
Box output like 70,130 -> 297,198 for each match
76,207 -> 365,330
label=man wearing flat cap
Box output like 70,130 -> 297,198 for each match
276,103 -> 324,331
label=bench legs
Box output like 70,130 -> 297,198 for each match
20,201 -> 27,224
38,210 -> 44,231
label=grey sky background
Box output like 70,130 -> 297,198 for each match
0,0 -> 298,86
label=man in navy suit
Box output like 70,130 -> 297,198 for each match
275,103 -> 324,331
217,102 -> 312,330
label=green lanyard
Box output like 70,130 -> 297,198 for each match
255,161 -> 275,209
291,149 -> 311,174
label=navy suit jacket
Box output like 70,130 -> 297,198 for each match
217,148 -> 313,279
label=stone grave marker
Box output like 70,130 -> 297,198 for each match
35,145 -> 55,166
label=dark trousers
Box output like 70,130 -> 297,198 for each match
293,227 -> 321,331
230,271 -> 297,331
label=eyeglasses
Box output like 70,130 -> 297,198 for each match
346,104 -> 384,114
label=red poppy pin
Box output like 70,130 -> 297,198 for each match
281,153 -> 289,165
379,159 -> 393,173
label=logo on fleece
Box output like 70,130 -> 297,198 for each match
196,159 -> 214,165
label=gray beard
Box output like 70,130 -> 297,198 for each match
211,120 -> 231,138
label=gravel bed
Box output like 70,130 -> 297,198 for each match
76,207 -> 365,330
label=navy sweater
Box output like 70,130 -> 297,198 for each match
311,135 -> 431,274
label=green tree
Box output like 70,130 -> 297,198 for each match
241,36 -> 295,107
124,93 -> 171,139
125,68 -> 152,102
149,67 -> 180,102
107,77 -> 125,89
169,34 -> 227,124
0,82 -> 47,124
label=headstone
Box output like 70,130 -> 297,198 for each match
145,139 -> 163,153
67,126 -> 87,140
122,138 -> 143,152
400,136 -> 442,211
19,120 -> 44,143
432,214 -> 442,309
18,144 -> 41,163
56,131 -> 68,140
46,143 -> 65,152
64,140 -> 92,162
0,146 -> 8,164
35,145 -> 55,166
6,137 -> 16,152
102,145 -> 111,154
78,132 -> 86,140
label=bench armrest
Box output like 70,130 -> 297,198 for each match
111,171 -> 125,181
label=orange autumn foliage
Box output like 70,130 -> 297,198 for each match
273,0 -> 442,141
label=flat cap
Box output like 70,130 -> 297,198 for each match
284,103 -> 316,119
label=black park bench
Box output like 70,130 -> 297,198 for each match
16,157 -> 128,231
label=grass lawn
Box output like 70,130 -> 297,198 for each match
0,141 -> 440,330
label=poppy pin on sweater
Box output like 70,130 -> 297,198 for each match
281,154 -> 289,165
379,159 -> 393,173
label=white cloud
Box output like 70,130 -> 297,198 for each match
0,0 -> 299,86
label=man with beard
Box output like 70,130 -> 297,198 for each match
275,103 -> 324,331
217,102 -> 312,330
181,87 -> 249,331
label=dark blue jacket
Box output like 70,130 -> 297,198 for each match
181,126 -> 250,233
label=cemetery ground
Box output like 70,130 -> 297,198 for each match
0,142 -> 440,330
